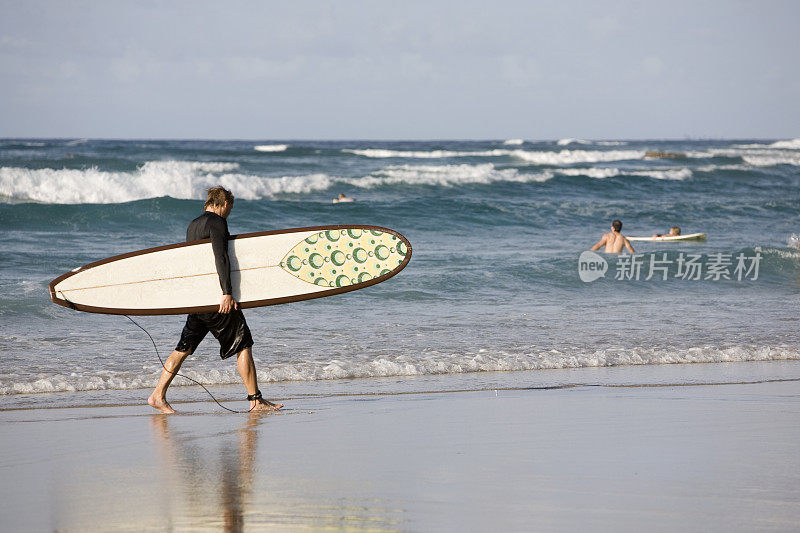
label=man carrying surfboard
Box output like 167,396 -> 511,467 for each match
148,186 -> 283,414
590,219 -> 636,254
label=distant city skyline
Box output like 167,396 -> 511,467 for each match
1,0 -> 798,140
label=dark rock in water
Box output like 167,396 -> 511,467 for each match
644,150 -> 687,159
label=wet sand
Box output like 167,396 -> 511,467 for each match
1,367 -> 800,531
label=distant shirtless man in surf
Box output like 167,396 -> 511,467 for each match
590,219 -> 635,254
148,186 -> 283,414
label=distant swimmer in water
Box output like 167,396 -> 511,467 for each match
590,219 -> 635,254
653,226 -> 680,238
333,193 -> 354,204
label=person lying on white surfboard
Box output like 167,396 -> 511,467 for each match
653,226 -> 680,238
589,219 -> 635,254
147,186 -> 283,414
333,193 -> 354,204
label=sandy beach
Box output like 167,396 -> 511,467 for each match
2,361 -> 799,532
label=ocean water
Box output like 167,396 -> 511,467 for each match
1,138 -> 799,405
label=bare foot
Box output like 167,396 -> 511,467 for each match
148,393 -> 176,414
251,398 -> 283,412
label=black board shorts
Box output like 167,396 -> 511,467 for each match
175,309 -> 254,359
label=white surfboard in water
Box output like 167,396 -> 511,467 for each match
627,233 -> 706,242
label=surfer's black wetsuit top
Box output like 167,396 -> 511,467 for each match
175,211 -> 253,360
186,211 -> 232,295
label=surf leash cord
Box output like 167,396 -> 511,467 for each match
123,314 -> 255,414
56,288 -> 256,414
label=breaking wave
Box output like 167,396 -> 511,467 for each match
2,344 -> 797,395
742,153 -> 800,166
557,139 -> 627,146
342,164 -> 551,188
0,161 -> 332,203
254,144 -> 288,152
769,138 -> 800,149
557,138 -> 592,146
1,157 -> 706,205
556,167 -> 693,180
0,161 -> 559,203
343,148 -> 491,158
343,148 -> 647,164
686,146 -> 800,166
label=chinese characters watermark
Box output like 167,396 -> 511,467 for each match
579,251 -> 761,283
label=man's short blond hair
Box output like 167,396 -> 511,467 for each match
204,186 -> 234,209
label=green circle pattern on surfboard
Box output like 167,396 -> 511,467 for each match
280,229 -> 407,288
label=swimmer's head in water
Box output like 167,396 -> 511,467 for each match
611,220 -> 622,232
670,226 -> 681,236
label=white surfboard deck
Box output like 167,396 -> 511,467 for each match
49,225 -> 411,315
627,233 -> 706,242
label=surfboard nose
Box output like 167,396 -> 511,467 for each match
280,227 -> 410,288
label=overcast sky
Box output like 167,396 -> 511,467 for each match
1,0 -> 798,140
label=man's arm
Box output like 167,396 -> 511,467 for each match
208,219 -> 237,313
590,234 -> 607,251
624,237 -> 635,254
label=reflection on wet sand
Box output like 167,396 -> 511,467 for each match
150,412 -> 261,532
147,408 -> 405,531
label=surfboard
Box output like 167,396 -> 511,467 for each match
49,225 -> 411,316
627,233 -> 706,242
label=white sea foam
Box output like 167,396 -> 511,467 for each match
0,160 -> 561,204
695,164 -> 754,172
634,168 -> 693,180
503,139 -> 524,145
5,153 -> 704,204
557,138 -> 592,146
343,148 -> 523,159
769,138 -> 800,149
732,143 -> 770,149
0,161 -> 332,203
254,144 -> 288,152
2,344 -> 798,395
344,147 -> 646,165
345,164 -> 552,188
64,138 -> 88,146
556,167 -> 692,180
557,168 -> 622,179
219,172 -> 334,197
596,141 -> 628,146
685,147 -> 800,166
343,148 -> 489,158
742,153 -> 800,166
509,149 -> 646,165
734,139 -> 800,150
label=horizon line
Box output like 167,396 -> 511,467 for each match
0,136 -> 794,142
